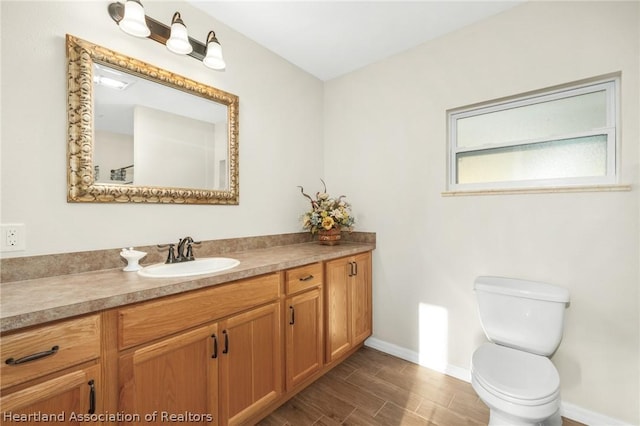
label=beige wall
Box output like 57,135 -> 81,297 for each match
0,0 -> 324,257
324,1 -> 639,424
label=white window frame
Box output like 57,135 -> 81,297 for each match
447,77 -> 619,192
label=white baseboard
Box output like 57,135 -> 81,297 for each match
365,337 -> 420,363
365,336 -> 471,381
560,401 -> 634,426
364,337 -> 633,426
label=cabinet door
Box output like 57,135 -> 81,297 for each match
119,324 -> 218,425
325,257 -> 352,363
1,364 -> 100,425
325,252 -> 373,363
285,288 -> 323,390
219,303 -> 281,426
351,252 -> 372,346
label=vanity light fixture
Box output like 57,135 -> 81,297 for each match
166,12 -> 193,55
108,1 -> 226,70
203,31 -> 226,70
117,0 -> 150,38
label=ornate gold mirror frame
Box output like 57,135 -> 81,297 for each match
66,34 -> 239,204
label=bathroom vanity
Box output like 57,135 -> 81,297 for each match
0,239 -> 374,425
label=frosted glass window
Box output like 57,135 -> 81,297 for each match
457,135 -> 608,184
448,78 -> 617,191
457,91 -> 607,148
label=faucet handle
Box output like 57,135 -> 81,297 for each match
185,240 -> 201,261
157,243 -> 176,264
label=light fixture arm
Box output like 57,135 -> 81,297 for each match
108,2 -> 207,61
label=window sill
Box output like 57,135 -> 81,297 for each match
442,184 -> 632,197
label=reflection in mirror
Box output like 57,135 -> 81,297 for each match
67,34 -> 239,204
93,63 -> 229,190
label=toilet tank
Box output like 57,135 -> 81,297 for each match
474,276 -> 570,356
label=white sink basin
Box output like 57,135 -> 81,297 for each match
138,257 -> 240,278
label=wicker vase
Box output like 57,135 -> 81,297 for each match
317,228 -> 341,245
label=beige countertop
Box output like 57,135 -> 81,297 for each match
0,242 -> 374,333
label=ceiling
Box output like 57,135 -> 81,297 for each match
187,1 -> 525,81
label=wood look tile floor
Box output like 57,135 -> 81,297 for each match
258,347 -> 585,426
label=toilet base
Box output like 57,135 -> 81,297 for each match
488,408 -> 562,426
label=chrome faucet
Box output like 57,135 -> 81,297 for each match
159,237 -> 200,264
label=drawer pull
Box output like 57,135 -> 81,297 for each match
299,275 -> 314,282
88,379 -> 96,414
5,345 -> 59,365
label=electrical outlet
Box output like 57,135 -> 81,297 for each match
1,224 -> 26,252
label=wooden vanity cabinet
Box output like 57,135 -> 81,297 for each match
116,273 -> 282,426
0,314 -> 102,424
284,263 -> 324,391
0,248 -> 373,426
324,252 -> 372,363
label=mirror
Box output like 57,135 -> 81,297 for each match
66,34 -> 239,204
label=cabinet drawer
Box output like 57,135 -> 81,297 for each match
119,273 -> 280,349
285,263 -> 323,295
0,314 -> 101,390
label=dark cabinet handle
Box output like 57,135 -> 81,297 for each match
211,334 -> 218,359
5,345 -> 59,365
289,306 -> 295,325
347,261 -> 358,277
299,275 -> 314,282
88,379 -> 96,414
222,330 -> 229,354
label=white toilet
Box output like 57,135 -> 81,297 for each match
471,276 -> 570,426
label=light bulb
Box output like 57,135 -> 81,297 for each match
203,31 -> 226,70
166,12 -> 193,55
119,0 -> 150,38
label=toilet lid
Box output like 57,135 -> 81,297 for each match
472,343 -> 560,404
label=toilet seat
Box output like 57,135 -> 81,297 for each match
472,343 -> 560,406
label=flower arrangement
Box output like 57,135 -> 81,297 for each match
298,180 -> 355,235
